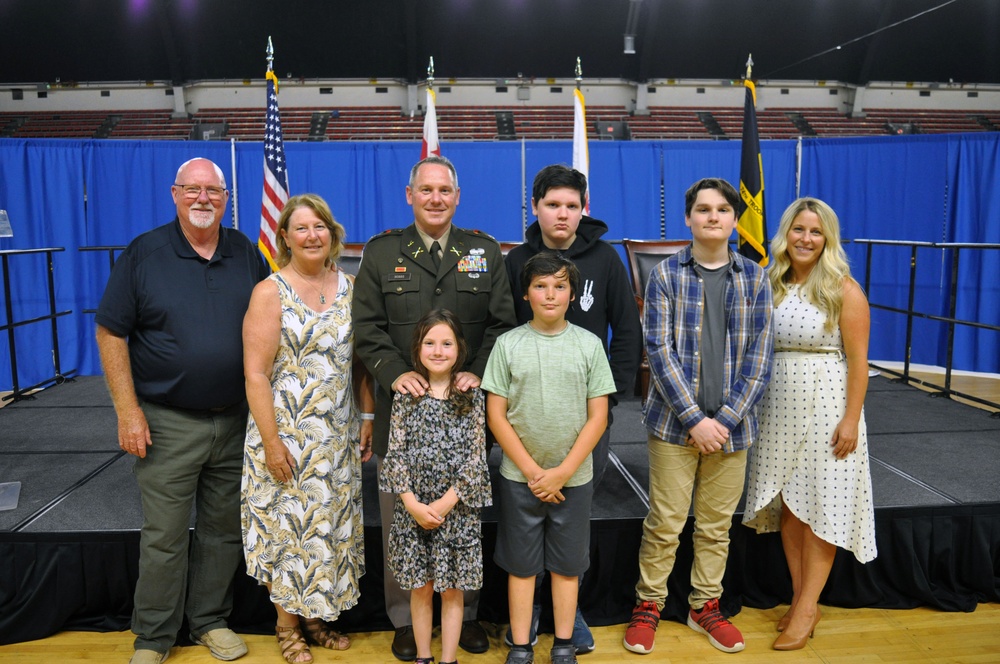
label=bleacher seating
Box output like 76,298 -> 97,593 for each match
2,107 -> 994,142
0,110 -> 107,139
863,109 -> 986,135
108,110 -> 193,140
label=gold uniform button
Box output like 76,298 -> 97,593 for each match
396,286 -> 402,292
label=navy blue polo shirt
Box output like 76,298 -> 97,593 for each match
96,219 -> 270,410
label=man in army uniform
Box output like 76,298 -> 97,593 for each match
353,155 -> 516,661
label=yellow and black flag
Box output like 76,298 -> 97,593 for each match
737,77 -> 768,266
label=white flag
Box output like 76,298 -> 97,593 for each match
573,87 -> 589,212
421,88 -> 440,158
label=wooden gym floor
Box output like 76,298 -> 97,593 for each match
2,603 -> 999,662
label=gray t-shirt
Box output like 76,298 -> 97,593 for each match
694,261 -> 729,417
482,322 -> 616,487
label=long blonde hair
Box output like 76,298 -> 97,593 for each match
770,197 -> 853,331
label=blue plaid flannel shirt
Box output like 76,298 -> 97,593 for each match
641,246 -> 774,452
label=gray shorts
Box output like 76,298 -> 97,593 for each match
493,476 -> 593,578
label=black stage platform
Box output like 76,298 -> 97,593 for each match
2,375 -> 998,645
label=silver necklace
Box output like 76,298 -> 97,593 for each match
290,264 -> 330,304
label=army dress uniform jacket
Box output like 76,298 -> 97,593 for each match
352,223 -> 516,457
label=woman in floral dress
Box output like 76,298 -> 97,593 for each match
242,194 -> 374,663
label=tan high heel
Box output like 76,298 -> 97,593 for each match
778,604 -> 819,632
776,609 -> 791,632
772,610 -> 821,651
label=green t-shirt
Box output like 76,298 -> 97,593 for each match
481,322 -> 616,487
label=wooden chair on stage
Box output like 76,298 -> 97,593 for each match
621,239 -> 689,399
499,241 -> 521,256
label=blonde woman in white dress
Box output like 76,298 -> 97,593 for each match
742,198 -> 877,651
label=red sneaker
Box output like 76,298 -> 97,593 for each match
623,600 -> 660,654
687,598 -> 745,653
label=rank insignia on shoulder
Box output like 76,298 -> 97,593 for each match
468,229 -> 497,241
368,228 -> 402,242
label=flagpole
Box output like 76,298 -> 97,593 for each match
266,36 -> 274,77
230,138 -> 238,230
572,56 -> 590,213
421,57 -> 440,159
520,137 -> 527,238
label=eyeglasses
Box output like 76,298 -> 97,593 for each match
175,184 -> 228,200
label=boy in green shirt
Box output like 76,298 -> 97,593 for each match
483,252 -> 616,664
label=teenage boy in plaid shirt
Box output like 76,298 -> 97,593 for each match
624,178 -> 773,655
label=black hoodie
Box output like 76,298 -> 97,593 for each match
505,215 -> 642,400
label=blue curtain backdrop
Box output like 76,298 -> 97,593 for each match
0,134 -> 997,391
945,134 -> 1000,373
799,135 -> 954,365
0,140 -> 88,393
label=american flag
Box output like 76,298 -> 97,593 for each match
259,69 -> 288,272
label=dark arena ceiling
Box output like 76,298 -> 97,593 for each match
1,0 -> 997,86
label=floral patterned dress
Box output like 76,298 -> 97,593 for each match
242,271 -> 365,619
379,389 -> 492,592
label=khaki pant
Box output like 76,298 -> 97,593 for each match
635,435 -> 747,610
132,401 -> 246,654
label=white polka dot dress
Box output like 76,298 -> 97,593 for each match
742,285 -> 877,563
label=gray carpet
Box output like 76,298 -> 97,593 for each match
0,451 -> 121,531
2,374 -> 998,534
21,454 -> 145,533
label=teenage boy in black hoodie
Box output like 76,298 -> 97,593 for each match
503,164 -> 642,654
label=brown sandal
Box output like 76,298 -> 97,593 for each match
301,618 -> 351,651
276,624 -> 313,663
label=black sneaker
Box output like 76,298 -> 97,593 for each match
504,648 -> 534,664
550,643 -> 578,664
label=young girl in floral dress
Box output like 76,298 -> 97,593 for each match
379,308 -> 492,664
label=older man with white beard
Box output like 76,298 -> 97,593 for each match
96,158 -> 270,664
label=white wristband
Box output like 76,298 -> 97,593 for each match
359,412 -> 375,421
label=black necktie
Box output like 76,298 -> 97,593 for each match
430,241 -> 441,270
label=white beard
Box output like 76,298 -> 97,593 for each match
188,209 -> 216,228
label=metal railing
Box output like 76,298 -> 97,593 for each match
0,248 -> 75,402
856,239 -> 1000,414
